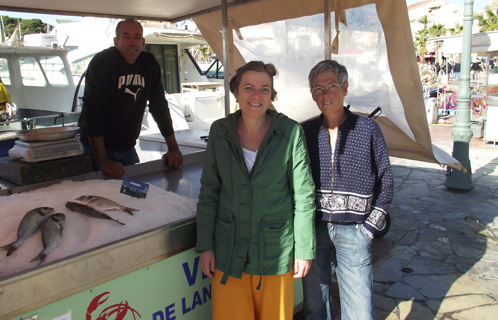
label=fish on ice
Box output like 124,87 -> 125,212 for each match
0,207 -> 54,256
65,202 -> 125,225
30,213 -> 65,264
74,195 -> 138,215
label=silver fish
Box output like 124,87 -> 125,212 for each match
30,213 -> 65,264
65,202 -> 125,225
0,207 -> 54,256
74,195 -> 138,215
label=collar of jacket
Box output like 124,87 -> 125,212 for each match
314,106 -> 356,129
222,108 -> 285,131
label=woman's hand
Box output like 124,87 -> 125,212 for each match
200,250 -> 216,278
294,259 -> 312,278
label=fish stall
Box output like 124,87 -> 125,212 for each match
0,150 -> 215,320
0,143 -> 305,320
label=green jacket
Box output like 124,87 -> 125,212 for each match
196,109 -> 316,284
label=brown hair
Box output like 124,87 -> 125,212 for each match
229,61 -> 278,101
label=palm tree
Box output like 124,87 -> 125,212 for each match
478,6 -> 498,32
448,22 -> 464,35
428,23 -> 447,37
415,29 -> 429,37
413,15 -> 433,63
414,33 -> 429,62
417,15 -> 432,29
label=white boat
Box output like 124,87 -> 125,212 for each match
0,45 -> 77,128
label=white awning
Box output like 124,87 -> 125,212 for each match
430,31 -> 498,54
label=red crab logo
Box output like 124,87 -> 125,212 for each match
86,291 -> 141,320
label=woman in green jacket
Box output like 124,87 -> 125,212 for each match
196,61 -> 316,320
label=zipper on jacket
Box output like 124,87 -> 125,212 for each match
330,140 -> 335,222
331,145 -> 335,190
226,138 -> 238,197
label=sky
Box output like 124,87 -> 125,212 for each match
0,0 -> 493,27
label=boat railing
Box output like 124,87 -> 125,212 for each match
0,112 -> 80,130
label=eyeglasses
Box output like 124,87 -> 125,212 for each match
311,83 -> 342,95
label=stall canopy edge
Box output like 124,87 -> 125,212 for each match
0,0 -> 260,24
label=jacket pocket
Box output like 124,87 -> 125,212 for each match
261,212 -> 294,268
214,207 -> 234,269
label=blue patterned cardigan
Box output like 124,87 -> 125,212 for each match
301,108 -> 394,238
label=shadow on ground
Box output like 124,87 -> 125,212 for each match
294,157 -> 498,319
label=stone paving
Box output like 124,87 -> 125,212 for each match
295,120 -> 498,320
373,122 -> 498,320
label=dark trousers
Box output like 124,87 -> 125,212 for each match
82,144 -> 139,171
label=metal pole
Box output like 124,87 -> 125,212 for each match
444,0 -> 475,190
486,51 -> 490,101
222,0 -> 230,116
324,0 -> 331,59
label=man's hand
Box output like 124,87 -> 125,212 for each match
98,159 -> 126,179
89,136 -> 126,179
294,259 -> 312,278
200,250 -> 216,278
162,148 -> 183,167
163,134 -> 183,167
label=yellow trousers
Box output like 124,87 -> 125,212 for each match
212,269 -> 294,320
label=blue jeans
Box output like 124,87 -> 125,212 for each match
302,221 -> 375,320
83,145 -> 139,171
454,72 -> 460,80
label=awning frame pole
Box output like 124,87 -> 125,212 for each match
324,0 -> 332,59
222,0 -> 230,116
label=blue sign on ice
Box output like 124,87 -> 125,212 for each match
120,177 -> 149,199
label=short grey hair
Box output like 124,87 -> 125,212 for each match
115,19 -> 143,38
308,60 -> 348,89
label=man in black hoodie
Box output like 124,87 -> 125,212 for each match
79,19 -> 183,178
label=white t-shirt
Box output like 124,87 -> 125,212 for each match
242,147 -> 258,173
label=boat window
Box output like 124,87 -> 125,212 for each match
70,55 -> 95,77
19,56 -> 69,88
205,59 -> 224,79
0,58 -> 11,85
144,44 -> 180,93
19,57 -> 47,87
40,56 -> 69,88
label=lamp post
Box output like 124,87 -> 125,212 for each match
444,0 -> 475,190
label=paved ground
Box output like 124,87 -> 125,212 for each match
295,115 -> 498,320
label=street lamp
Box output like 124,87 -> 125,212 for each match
444,0 -> 475,191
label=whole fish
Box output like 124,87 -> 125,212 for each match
65,202 -> 125,225
30,213 -> 65,264
74,195 -> 138,215
0,207 -> 54,256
